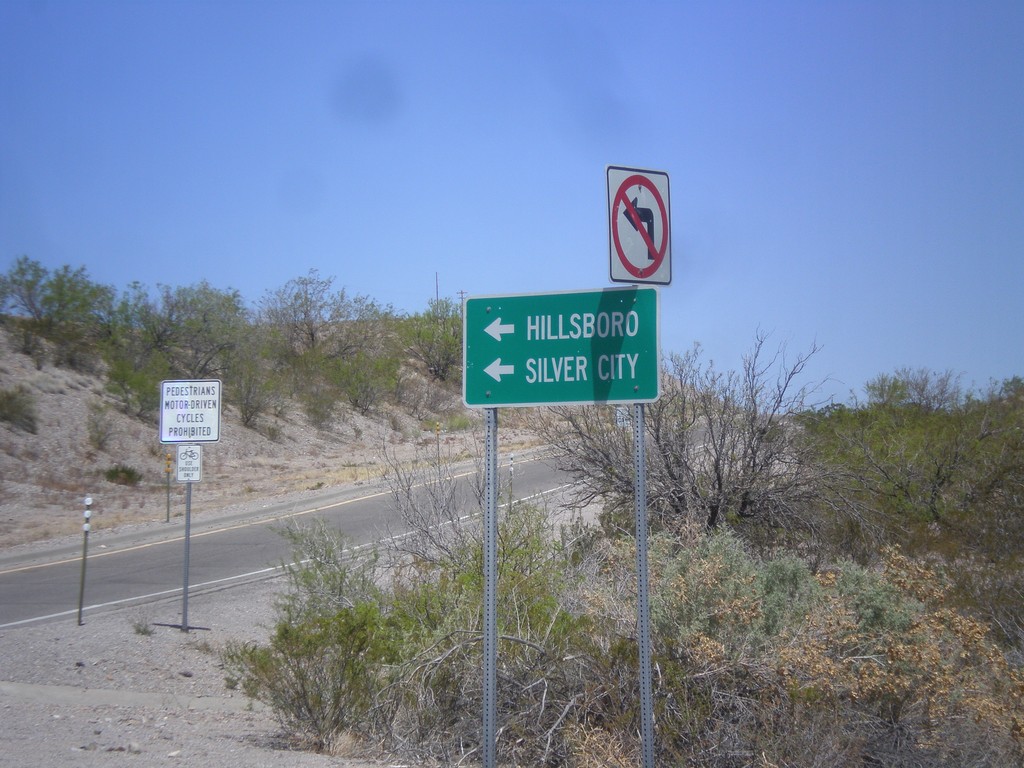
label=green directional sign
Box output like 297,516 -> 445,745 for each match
463,287 -> 660,408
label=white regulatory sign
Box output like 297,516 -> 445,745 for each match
608,165 -> 672,285
176,444 -> 202,484
160,379 -> 222,444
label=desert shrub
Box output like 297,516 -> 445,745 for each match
299,383 -> 338,430
645,538 -> 1024,766
86,400 -> 114,451
273,520 -> 382,623
393,370 -> 455,420
444,413 -> 473,432
650,531 -> 822,657
104,463 -> 142,485
0,385 -> 38,433
230,354 -> 282,429
379,503 -> 601,766
224,524 -> 391,751
759,554 -> 822,636
222,494 -> 1024,766
227,497 -> 604,764
767,556 -> 1024,766
224,604 -> 397,752
805,374 -> 1024,650
104,354 -> 167,419
330,352 -> 399,415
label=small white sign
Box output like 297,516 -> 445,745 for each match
160,379 -> 222,443
615,406 -> 632,429
176,444 -> 202,484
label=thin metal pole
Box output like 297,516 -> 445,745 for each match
165,451 -> 172,523
76,498 -> 92,626
507,452 -> 514,514
181,481 -> 192,632
633,403 -> 655,767
483,407 -> 498,768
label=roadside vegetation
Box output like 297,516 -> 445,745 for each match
0,256 -> 464,433
225,349 -> 1024,765
3,256 -> 1023,765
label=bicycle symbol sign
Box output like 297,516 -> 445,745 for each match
176,444 -> 203,484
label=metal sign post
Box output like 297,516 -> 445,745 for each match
160,380 -> 219,632
181,481 -> 192,632
633,404 -> 655,767
483,407 -> 498,768
175,444 -> 202,633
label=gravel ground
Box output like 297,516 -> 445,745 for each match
0,571 -> 397,768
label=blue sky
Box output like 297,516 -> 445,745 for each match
2,0 -> 1021,402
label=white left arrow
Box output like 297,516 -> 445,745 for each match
484,318 -> 515,341
484,358 -> 515,382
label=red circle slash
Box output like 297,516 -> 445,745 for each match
612,174 -> 669,279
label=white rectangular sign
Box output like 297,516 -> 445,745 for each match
176,444 -> 202,483
160,379 -> 222,444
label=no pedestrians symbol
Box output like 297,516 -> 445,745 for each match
608,166 -> 671,285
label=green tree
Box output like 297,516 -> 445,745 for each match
99,280 -> 245,415
159,282 -> 248,379
100,282 -> 170,417
2,255 -> 47,324
39,264 -> 114,370
330,351 -> 399,415
259,269 -> 388,361
1,257 -> 114,369
400,297 -> 462,382
226,323 -> 284,429
257,270 -> 402,430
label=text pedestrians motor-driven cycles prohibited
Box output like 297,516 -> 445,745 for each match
159,379 -> 222,443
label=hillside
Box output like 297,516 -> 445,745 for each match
0,328 -> 523,550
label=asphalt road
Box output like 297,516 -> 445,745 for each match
0,453 -> 570,628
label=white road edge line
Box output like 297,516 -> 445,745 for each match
0,482 -> 574,630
